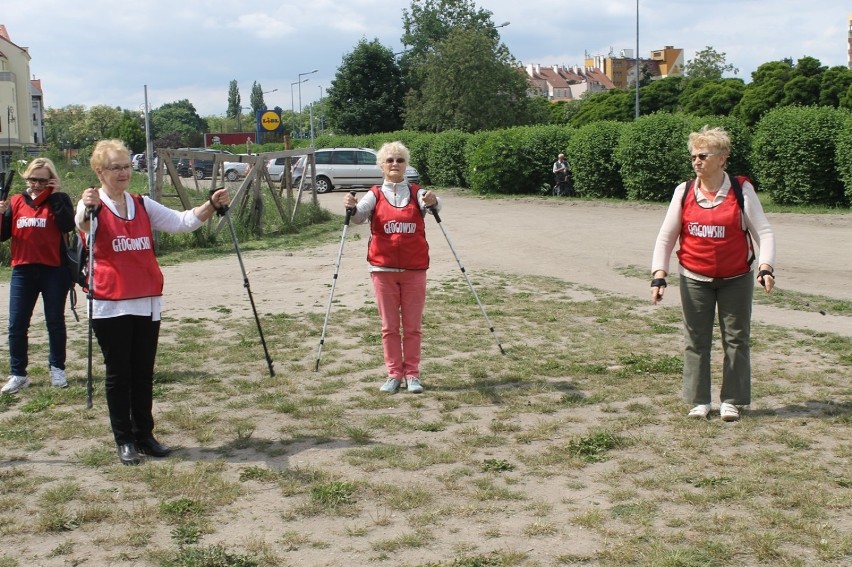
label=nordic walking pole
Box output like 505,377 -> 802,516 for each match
315,191 -> 356,371
84,200 -> 98,409
210,189 -> 275,377
428,205 -> 505,355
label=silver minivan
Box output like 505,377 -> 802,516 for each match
276,148 -> 419,193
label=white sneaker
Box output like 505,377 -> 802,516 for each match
379,377 -> 401,393
406,377 -> 423,394
687,404 -> 711,419
50,366 -> 68,388
1,375 -> 30,394
720,403 -> 740,422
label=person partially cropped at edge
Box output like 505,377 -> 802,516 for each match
0,158 -> 75,394
651,126 -> 776,422
343,141 -> 440,394
76,139 -> 230,465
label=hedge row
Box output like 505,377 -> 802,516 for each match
241,106 -> 852,207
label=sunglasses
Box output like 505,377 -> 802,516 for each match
26,177 -> 51,185
689,153 -> 715,162
384,158 -> 406,164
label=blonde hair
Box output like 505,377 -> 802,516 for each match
688,126 -> 731,156
376,141 -> 411,165
90,139 -> 131,171
23,157 -> 60,183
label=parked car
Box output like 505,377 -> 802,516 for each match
131,153 -> 146,171
282,148 -> 420,193
222,156 -> 255,181
176,149 -> 234,180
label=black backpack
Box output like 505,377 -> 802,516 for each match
62,231 -> 88,321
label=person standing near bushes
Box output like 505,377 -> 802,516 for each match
650,126 -> 776,422
342,141 -> 440,394
76,139 -> 230,465
0,158 -> 75,394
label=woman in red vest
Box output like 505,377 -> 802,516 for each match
651,126 -> 776,422
76,139 -> 230,465
343,142 -> 440,394
0,158 -> 75,394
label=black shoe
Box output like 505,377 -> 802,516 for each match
117,443 -> 141,465
136,437 -> 172,458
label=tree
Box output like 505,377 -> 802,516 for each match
679,78 -> 745,116
402,27 -> 531,132
250,82 -> 266,117
150,99 -> 207,147
639,76 -> 683,114
819,66 -> 852,107
733,60 -> 793,125
326,38 -> 404,134
227,80 -> 241,120
71,105 -> 123,143
685,46 -> 739,80
400,0 -> 499,66
569,90 -> 633,127
44,104 -> 87,150
108,110 -> 146,153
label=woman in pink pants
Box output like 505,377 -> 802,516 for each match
342,141 -> 440,393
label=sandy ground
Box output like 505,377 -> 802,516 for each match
163,191 -> 851,338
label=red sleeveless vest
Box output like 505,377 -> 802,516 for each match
91,195 -> 164,300
677,187 -> 752,278
9,193 -> 63,267
367,184 -> 429,270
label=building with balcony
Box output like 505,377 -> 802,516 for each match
521,64 -> 615,101
0,24 -> 44,170
584,46 -> 683,89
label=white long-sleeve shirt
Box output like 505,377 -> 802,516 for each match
75,191 -> 204,320
651,173 -> 776,281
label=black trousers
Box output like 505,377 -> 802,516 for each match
92,315 -> 161,445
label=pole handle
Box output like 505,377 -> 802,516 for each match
209,188 -> 229,216
428,205 -> 442,223
0,170 -> 14,200
343,191 -> 356,225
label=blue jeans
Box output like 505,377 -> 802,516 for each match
8,264 -> 70,376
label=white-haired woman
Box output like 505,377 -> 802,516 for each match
77,139 -> 230,465
651,126 -> 776,422
343,141 -> 440,394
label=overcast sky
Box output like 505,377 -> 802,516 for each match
2,1 -> 848,117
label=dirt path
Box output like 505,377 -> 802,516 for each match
163,191 -> 852,337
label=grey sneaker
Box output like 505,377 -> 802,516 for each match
720,402 -> 740,422
50,366 -> 68,388
1,375 -> 30,394
379,377 -> 401,393
406,377 -> 423,393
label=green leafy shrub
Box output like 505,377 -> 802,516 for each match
751,105 -> 850,206
836,114 -> 852,203
615,112 -> 693,201
568,120 -> 627,198
515,124 -> 573,194
427,130 -> 471,188
465,129 -> 518,194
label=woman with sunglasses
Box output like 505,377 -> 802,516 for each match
342,141 -> 440,394
76,139 -> 230,465
651,126 -> 776,422
0,158 -> 75,394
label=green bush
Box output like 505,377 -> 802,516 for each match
615,113 -> 693,201
568,121 -> 627,198
465,129 -> 518,194
836,114 -> 852,203
427,130 -> 471,188
515,124 -> 573,194
751,106 -> 850,206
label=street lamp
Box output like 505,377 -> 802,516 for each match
298,69 -> 318,137
635,0 -> 640,119
236,106 -> 251,132
291,80 -> 307,136
318,85 -> 324,136
496,21 -> 510,28
6,106 -> 15,170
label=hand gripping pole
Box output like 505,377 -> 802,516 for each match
429,206 -> 505,355
211,191 -> 274,377
315,192 -> 356,371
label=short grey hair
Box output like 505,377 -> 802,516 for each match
376,141 -> 410,164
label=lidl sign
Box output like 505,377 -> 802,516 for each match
260,111 -> 282,132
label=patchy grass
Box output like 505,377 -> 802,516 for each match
0,269 -> 849,566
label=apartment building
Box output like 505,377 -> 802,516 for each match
0,24 -> 44,170
585,46 -> 683,89
521,64 -> 616,101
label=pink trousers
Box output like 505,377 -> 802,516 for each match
370,270 -> 427,379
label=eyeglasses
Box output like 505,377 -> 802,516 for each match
26,177 -> 51,185
384,158 -> 406,164
689,153 -> 715,162
104,164 -> 132,172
